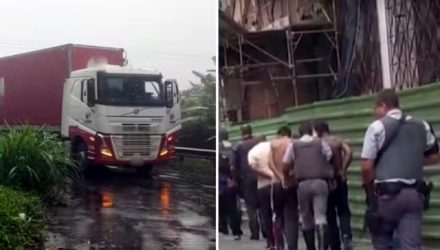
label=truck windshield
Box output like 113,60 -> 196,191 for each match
98,74 -> 165,106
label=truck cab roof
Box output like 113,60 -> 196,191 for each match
70,64 -> 162,78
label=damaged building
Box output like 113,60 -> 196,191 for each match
219,0 -> 440,123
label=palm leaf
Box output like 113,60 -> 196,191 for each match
181,116 -> 203,123
183,106 -> 209,112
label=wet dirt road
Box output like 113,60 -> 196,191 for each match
44,166 -> 216,250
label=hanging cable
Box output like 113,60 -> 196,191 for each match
336,0 -> 362,98
332,0 -> 361,98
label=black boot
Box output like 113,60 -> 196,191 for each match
316,224 -> 329,250
302,229 -> 316,250
342,235 -> 353,250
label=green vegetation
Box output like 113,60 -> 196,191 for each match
0,126 -> 79,249
0,186 -> 44,250
178,158 -> 215,186
178,60 -> 216,149
0,126 -> 78,199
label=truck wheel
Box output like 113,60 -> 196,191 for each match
137,165 -> 154,178
73,142 -> 89,172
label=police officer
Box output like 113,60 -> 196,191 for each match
219,128 -> 242,240
314,121 -> 353,250
231,125 -> 264,240
283,121 -> 337,250
361,89 -> 439,250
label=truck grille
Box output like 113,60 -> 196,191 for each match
111,135 -> 162,160
122,124 -> 151,132
111,123 -> 160,134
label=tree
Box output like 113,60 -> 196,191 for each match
178,62 -> 216,149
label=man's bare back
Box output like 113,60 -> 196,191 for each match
322,135 -> 351,179
270,137 -> 293,186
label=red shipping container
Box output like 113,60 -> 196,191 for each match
0,44 -> 124,127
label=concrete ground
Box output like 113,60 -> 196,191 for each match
219,230 -> 374,250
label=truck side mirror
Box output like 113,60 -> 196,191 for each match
165,81 -> 174,109
87,79 -> 95,107
172,80 -> 180,103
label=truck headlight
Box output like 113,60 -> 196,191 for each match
101,148 -> 113,157
160,149 -> 168,156
97,133 -> 113,158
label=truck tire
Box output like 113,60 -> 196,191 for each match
137,165 -> 154,178
72,142 -> 89,172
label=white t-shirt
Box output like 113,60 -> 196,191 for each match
248,141 -> 277,189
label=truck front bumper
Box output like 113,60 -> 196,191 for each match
92,155 -> 176,167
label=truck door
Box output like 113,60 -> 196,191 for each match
70,78 -> 95,129
165,80 -> 181,127
171,80 -> 181,123
69,79 -> 84,124
82,79 -> 96,129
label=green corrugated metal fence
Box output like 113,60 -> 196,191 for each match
228,83 -> 440,246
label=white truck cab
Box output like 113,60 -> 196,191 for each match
61,64 -> 181,174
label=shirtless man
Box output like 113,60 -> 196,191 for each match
269,126 -> 298,250
314,121 -> 353,250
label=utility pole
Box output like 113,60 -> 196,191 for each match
376,0 -> 392,89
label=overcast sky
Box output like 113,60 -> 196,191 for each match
0,0 -> 216,90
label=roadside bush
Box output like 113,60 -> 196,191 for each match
0,186 -> 44,250
178,158 -> 214,186
178,122 -> 215,149
179,70 -> 215,149
0,126 -> 78,199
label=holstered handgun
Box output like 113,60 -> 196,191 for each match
416,180 -> 433,211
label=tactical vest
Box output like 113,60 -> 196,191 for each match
375,116 -> 426,181
293,139 -> 333,180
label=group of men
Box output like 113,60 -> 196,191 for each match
219,119 -> 353,250
219,89 -> 440,250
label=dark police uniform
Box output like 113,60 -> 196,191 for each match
219,140 -> 241,237
231,136 -> 262,239
361,109 -> 438,250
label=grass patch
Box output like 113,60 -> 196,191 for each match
0,186 -> 44,250
0,126 -> 80,248
0,126 -> 78,199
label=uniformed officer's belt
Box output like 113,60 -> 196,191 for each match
297,177 -> 330,183
375,182 -> 416,196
